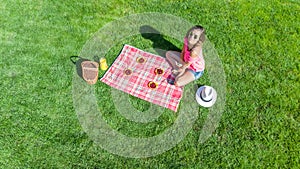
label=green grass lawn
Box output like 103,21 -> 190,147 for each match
1,0 -> 299,168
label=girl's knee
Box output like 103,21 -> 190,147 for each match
174,79 -> 183,87
174,74 -> 195,87
166,51 -> 172,59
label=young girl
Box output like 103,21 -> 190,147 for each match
166,25 -> 205,87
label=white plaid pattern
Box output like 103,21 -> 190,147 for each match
100,45 -> 183,112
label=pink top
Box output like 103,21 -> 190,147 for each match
183,38 -> 205,72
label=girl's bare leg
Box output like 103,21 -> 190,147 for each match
165,51 -> 184,70
174,70 -> 195,87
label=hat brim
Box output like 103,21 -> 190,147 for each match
195,86 -> 217,107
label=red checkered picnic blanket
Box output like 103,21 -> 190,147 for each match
100,45 -> 183,112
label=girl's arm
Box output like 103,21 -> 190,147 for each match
177,62 -> 191,74
179,44 -> 202,72
180,45 -> 184,61
190,44 -> 202,58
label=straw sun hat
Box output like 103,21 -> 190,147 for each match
196,85 -> 217,107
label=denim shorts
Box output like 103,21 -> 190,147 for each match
187,69 -> 204,80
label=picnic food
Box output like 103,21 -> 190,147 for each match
148,81 -> 157,89
124,68 -> 132,76
154,68 -> 164,75
100,57 -> 108,70
136,56 -> 146,64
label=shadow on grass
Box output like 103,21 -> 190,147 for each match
139,25 -> 181,57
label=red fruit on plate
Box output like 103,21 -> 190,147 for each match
148,81 -> 157,89
124,69 -> 132,75
136,56 -> 146,64
138,58 -> 144,63
155,68 -> 164,75
157,69 -> 163,74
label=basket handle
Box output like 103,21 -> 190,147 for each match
70,56 -> 83,64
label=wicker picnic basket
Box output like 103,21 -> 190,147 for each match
81,61 -> 99,85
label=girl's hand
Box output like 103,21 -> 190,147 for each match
182,63 -> 191,70
175,61 -> 183,67
172,68 -> 184,75
177,68 -> 184,73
